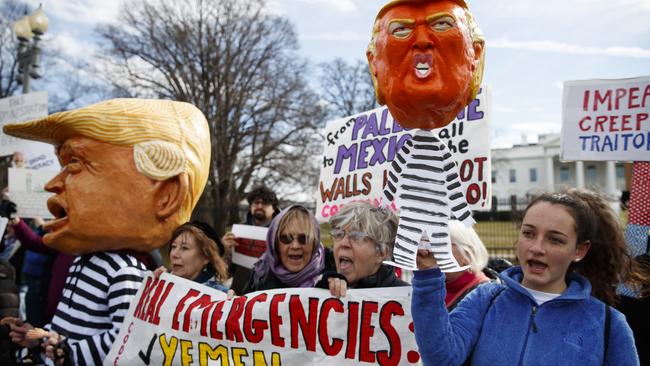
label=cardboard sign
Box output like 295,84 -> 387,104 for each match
0,92 -> 59,169
231,224 -> 268,269
561,76 -> 650,161
316,87 -> 491,222
105,273 -> 419,366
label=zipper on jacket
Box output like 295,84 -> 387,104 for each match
530,305 -> 538,333
517,304 -> 539,365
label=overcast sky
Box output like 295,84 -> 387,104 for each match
22,0 -> 650,148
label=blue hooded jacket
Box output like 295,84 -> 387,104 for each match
411,266 -> 639,366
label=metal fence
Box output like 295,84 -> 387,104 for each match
473,195 -> 533,263
198,196 -> 532,263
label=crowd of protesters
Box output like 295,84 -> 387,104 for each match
1,184 -> 648,365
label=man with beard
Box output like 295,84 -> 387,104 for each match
222,185 -> 280,293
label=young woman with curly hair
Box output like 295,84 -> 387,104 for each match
411,188 -> 645,366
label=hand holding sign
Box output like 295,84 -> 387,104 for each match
105,273 -> 419,366
382,130 -> 475,271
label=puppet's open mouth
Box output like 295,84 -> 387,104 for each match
415,63 -> 431,78
55,206 -> 67,219
48,201 -> 67,220
43,199 -> 68,232
413,53 -> 433,79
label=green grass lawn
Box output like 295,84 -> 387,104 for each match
319,220 -> 518,253
319,212 -> 629,262
474,221 -> 519,249
224,207 -> 629,265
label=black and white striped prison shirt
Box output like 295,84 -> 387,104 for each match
48,252 -> 146,365
384,129 -> 475,269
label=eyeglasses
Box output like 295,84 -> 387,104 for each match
278,233 -> 308,245
330,228 -> 373,244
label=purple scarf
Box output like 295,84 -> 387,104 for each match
253,205 -> 325,288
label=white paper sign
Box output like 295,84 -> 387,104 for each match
0,217 -> 8,237
7,168 -> 56,219
0,92 -> 59,169
230,224 -> 268,269
561,76 -> 650,161
0,217 -> 17,261
105,273 -> 418,366
316,87 -> 491,223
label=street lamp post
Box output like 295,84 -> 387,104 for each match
13,5 -> 49,94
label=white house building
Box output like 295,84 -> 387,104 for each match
490,133 -> 626,203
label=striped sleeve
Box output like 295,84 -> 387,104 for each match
383,139 -> 412,205
66,255 -> 145,365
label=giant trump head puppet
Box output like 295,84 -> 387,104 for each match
369,0 -> 484,270
3,99 -> 210,255
367,0 -> 485,129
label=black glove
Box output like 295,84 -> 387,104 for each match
0,199 -> 17,219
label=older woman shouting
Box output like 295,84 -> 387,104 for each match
241,205 -> 335,294
317,201 -> 408,296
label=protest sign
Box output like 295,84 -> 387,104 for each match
0,217 -> 7,237
105,273 -> 419,366
231,224 -> 268,269
7,168 -> 56,219
316,87 -> 491,222
0,217 -> 16,261
561,76 -> 650,161
0,92 -> 59,169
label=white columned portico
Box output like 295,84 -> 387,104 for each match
575,161 -> 585,189
605,161 -> 620,215
605,161 -> 617,195
545,155 -> 555,191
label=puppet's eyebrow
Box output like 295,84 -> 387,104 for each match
425,12 -> 456,24
388,18 -> 415,27
57,140 -> 88,161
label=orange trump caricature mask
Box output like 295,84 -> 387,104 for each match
367,0 -> 484,129
3,99 -> 211,255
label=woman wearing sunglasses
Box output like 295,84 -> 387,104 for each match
317,201 -> 408,297
242,205 -> 335,294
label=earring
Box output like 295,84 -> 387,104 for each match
573,257 -> 582,263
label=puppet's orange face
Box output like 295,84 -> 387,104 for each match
42,136 -> 164,255
369,1 -> 481,129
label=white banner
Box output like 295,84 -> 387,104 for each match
561,76 -> 650,161
0,92 -> 59,169
316,87 -> 491,222
106,273 -> 418,366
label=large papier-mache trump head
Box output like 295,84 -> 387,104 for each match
367,0 -> 485,130
3,98 -> 211,254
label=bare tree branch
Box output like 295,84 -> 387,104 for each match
318,58 -> 377,119
97,0 -> 326,232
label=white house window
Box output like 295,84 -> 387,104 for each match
616,164 -> 625,178
560,166 -> 570,182
509,169 -> 516,183
586,165 -> 597,181
529,168 -> 537,182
